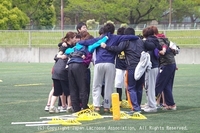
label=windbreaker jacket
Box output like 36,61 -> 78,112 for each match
105,39 -> 156,69
78,32 -> 139,64
65,36 -> 109,65
144,35 -> 160,69
52,45 -> 73,81
134,51 -> 152,80
156,34 -> 176,66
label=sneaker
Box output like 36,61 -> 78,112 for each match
103,108 -> 110,115
162,105 -> 177,110
66,106 -> 74,113
49,106 -> 59,114
94,107 -> 100,114
161,103 -> 167,107
126,110 -> 141,115
59,106 -> 67,113
144,107 -> 157,112
170,105 -> 177,110
140,103 -> 147,108
57,106 -> 62,110
156,104 -> 163,109
140,103 -> 149,110
126,110 -> 135,115
44,105 -> 50,111
141,105 -> 149,110
156,105 -> 161,109
156,103 -> 166,109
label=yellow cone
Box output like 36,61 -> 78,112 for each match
112,93 -> 120,120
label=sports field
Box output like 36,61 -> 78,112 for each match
0,63 -> 200,133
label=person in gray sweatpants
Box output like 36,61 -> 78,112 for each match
94,24 -> 140,113
79,23 -> 139,113
101,27 -> 159,114
92,63 -> 116,110
142,27 -> 161,113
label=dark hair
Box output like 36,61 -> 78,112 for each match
79,31 -> 93,40
147,27 -> 154,36
124,27 -> 135,35
142,28 -> 148,38
98,27 -> 104,36
58,42 -> 62,47
150,26 -> 159,35
62,31 -> 76,42
103,23 -> 115,34
143,27 -> 154,38
117,27 -> 125,35
75,32 -> 81,39
76,22 -> 87,32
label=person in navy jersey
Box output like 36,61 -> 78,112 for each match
101,27 -> 158,113
114,27 -> 128,103
78,23 -> 139,113
151,26 -> 177,110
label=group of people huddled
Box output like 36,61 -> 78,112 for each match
44,22 -> 178,114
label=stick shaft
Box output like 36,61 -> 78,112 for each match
26,124 -> 59,126
11,121 -> 46,124
40,115 -> 75,119
40,115 -> 112,120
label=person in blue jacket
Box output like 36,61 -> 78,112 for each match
78,23 -> 139,113
101,27 -> 158,114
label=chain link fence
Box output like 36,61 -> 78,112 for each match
1,24 -> 200,47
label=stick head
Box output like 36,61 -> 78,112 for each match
131,112 -> 147,120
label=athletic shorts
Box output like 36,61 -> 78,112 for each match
114,68 -> 126,88
52,79 -> 70,96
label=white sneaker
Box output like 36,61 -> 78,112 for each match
141,105 -> 149,110
49,106 -> 59,114
44,105 -> 50,111
59,106 -> 67,113
57,106 -> 62,110
144,107 -> 157,113
66,106 -> 74,113
141,103 -> 148,110
140,103 -> 147,108
162,105 -> 177,110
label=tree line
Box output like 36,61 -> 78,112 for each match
0,0 -> 200,30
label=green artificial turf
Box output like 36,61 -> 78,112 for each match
0,63 -> 200,133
